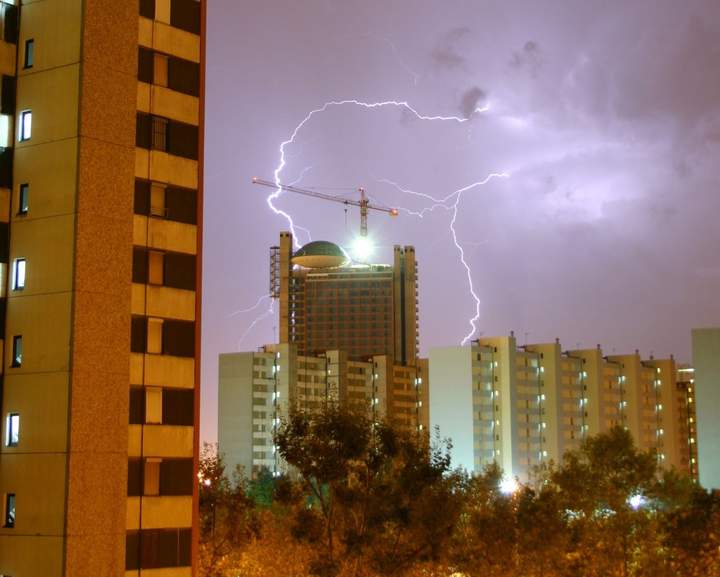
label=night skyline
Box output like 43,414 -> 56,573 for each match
202,0 -> 720,442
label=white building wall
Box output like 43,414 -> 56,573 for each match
429,347 -> 475,472
693,328 -> 720,489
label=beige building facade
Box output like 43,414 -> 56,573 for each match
0,1 -> 204,575
430,335 -> 695,482
219,345 -> 429,478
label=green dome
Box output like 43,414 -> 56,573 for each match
292,241 -> 349,269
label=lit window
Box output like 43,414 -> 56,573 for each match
24,38 -> 34,68
3,493 -> 15,528
12,258 -> 26,290
5,413 -> 19,447
18,183 -> 29,215
19,110 -> 32,141
11,336 -> 22,367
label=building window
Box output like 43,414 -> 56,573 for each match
153,53 -> 168,87
145,387 -> 162,424
144,459 -> 161,496
12,258 -> 26,290
11,336 -> 22,367
18,183 -> 29,215
19,110 -> 31,141
148,251 -> 164,285
5,413 -> 19,447
151,117 -> 167,151
140,0 -> 156,19
147,318 -> 163,354
23,38 -> 33,68
150,183 -> 166,217
3,493 -> 15,528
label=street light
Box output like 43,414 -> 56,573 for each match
500,476 -> 519,495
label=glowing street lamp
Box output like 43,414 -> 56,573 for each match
628,493 -> 645,510
500,476 -> 519,495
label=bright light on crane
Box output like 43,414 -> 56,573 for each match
351,236 -> 375,263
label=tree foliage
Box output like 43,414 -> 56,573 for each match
199,421 -> 720,577
274,405 -> 463,576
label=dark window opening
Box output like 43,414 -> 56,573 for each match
18,183 -> 28,215
11,335 -> 22,367
126,528 -> 192,570
127,458 -> 143,496
131,317 -> 148,353
170,0 -> 201,35
166,121 -> 198,160
162,388 -> 194,426
1,4 -> 18,44
4,493 -> 15,527
160,459 -> 194,495
138,46 -> 154,83
162,320 -> 195,358
168,57 -> 199,96
140,0 -> 156,19
164,252 -> 196,291
1,75 -> 16,115
132,248 -> 149,285
129,387 -> 145,425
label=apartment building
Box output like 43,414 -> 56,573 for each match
675,366 -> 698,481
0,1 -> 204,575
218,345 -> 429,478
430,335 -> 692,482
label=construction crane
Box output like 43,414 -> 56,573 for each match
252,177 -> 399,237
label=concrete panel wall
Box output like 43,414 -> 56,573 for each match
219,352 -> 255,477
693,328 -> 720,490
429,346 -> 474,472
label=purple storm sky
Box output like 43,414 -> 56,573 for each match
202,0 -> 720,443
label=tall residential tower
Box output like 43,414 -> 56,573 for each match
0,1 -> 204,575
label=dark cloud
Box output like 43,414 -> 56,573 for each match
431,27 -> 471,69
458,86 -> 487,118
510,40 -> 542,76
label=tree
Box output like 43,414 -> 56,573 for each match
547,427 -> 655,576
198,443 -> 259,577
449,463 -> 518,577
274,406 -> 462,577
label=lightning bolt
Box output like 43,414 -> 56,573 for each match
237,299 -> 276,349
261,98 -> 505,347
379,173 -> 509,344
229,293 -> 271,318
267,99 -> 490,248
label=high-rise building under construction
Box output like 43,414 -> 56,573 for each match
271,231 -> 419,365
